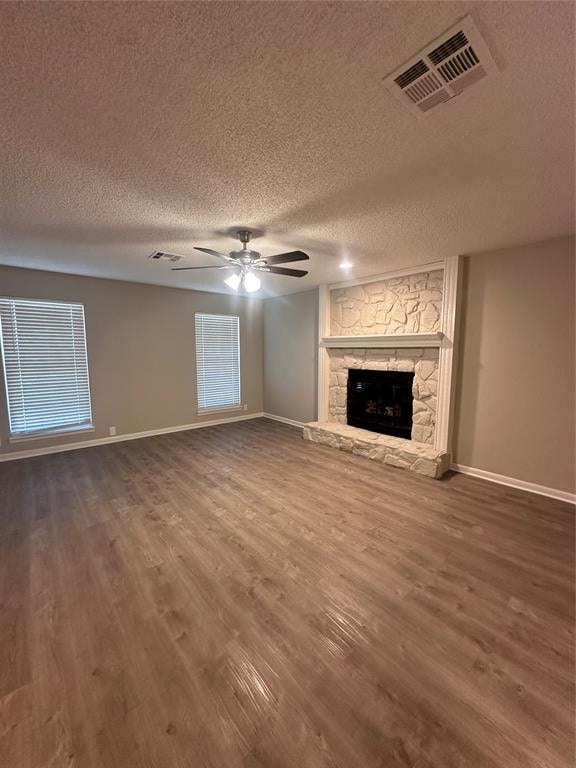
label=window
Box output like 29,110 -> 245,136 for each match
195,313 -> 241,412
0,297 -> 93,437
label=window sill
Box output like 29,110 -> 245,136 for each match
9,425 -> 95,444
197,405 -> 244,416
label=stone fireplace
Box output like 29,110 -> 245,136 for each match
304,259 -> 460,480
328,347 -> 439,444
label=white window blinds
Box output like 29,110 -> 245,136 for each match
0,297 -> 93,436
195,313 -> 241,412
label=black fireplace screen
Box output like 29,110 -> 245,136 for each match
347,369 -> 414,439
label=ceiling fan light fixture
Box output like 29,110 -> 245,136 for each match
243,271 -> 261,293
225,272 -> 242,291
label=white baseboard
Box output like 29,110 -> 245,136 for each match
0,412 -> 265,463
451,463 -> 575,505
262,412 -> 305,429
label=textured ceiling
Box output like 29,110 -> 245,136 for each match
0,1 -> 574,296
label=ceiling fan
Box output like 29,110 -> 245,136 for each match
169,229 -> 309,293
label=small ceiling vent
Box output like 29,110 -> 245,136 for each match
383,16 -> 497,117
148,251 -> 182,263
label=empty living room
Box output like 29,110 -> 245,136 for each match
0,1 -> 574,767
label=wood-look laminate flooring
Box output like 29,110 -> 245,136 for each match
0,418 -> 573,768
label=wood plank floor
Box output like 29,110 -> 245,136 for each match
0,418 -> 573,768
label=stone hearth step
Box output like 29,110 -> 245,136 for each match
303,421 -> 449,479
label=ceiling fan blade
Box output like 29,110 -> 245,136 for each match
194,246 -> 235,262
257,266 -> 308,278
171,265 -> 237,271
263,250 -> 309,265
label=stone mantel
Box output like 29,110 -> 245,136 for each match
321,332 -> 443,349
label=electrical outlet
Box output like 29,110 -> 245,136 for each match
243,404 -> 248,411
109,426 -> 117,436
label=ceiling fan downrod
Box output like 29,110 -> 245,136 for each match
237,229 -> 252,250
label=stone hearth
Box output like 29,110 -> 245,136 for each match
303,422 -> 449,479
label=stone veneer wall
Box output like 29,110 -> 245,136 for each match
328,348 -> 439,444
330,270 -> 443,336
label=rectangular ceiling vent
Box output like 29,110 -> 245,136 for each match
148,251 -> 182,262
383,16 -> 497,117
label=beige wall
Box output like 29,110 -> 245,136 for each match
263,289 -> 318,424
0,266 -> 263,455
454,236 -> 575,493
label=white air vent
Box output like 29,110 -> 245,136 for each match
383,16 -> 497,117
148,251 -> 182,262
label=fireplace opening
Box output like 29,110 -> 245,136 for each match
347,369 -> 414,439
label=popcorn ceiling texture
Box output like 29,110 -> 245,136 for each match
330,270 -> 443,336
328,348 -> 439,444
0,3 -> 573,295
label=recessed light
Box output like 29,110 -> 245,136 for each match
339,261 -> 353,269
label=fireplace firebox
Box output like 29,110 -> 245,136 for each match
347,369 -> 414,439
